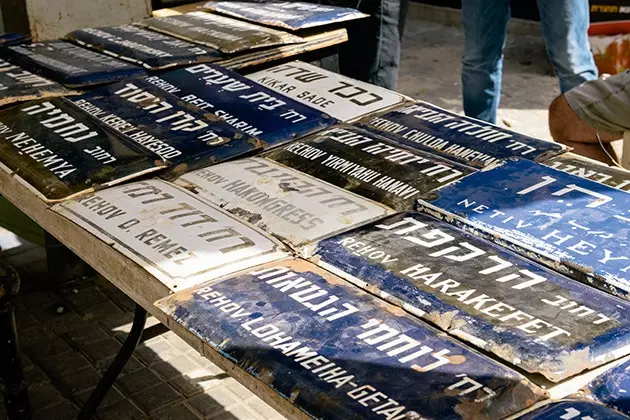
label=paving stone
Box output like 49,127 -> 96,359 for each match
64,325 -> 111,347
22,336 -> 73,360
97,399 -> 147,420
80,337 -> 122,363
152,356 -> 205,381
59,365 -> 102,394
37,351 -> 91,378
20,290 -> 59,310
76,385 -> 125,409
117,368 -> 163,395
28,382 -> 65,410
246,399 -> 284,420
223,379 -> 254,403
168,372 -> 227,399
150,403 -> 202,420
45,312 -> 86,335
96,354 -> 144,375
64,286 -> 108,310
14,307 -> 38,329
188,388 -> 237,417
32,400 -> 79,420
136,340 -> 180,366
23,359 -> 49,386
19,325 -> 53,349
134,383 -> 184,414
214,403 -> 264,420
81,300 -> 124,322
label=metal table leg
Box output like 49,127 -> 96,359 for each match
0,264 -> 31,420
77,304 -> 147,420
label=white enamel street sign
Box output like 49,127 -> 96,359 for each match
53,179 -> 289,291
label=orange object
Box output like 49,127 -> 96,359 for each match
590,32 -> 630,74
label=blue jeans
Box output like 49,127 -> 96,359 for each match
461,0 -> 598,123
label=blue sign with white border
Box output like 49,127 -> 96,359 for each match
516,400 -> 628,420
586,358 -> 630,416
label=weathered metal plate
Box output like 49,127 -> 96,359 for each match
176,158 -> 393,256
0,58 -> 75,107
545,153 -> 630,192
70,78 -> 265,173
313,211 -> 630,382
3,41 -> 145,88
417,158 -> 630,300
354,101 -> 566,169
247,61 -> 407,122
202,2 -> 368,30
66,25 -> 223,70
138,12 -> 305,54
0,98 -> 165,202
516,400 -> 628,419
585,358 -> 630,416
265,125 -> 473,211
0,33 -> 28,46
155,259 -> 546,420
53,179 -> 289,291
147,64 -> 337,147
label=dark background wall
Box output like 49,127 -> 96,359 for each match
412,0 -> 541,21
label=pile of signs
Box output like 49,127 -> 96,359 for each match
1,2 -> 630,419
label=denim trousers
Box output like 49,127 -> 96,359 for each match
461,0 -> 598,123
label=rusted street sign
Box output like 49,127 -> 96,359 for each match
148,64 -> 336,147
516,400 -> 628,419
138,12 -> 305,54
417,158 -> 630,301
313,212 -> 630,381
0,58 -> 75,107
155,259 -> 546,420
70,78 -> 264,173
355,101 -> 566,169
176,158 -> 392,256
66,25 -> 223,70
0,98 -> 164,201
584,358 -> 630,416
545,153 -> 630,192
247,61 -> 406,121
265,125 -> 472,210
3,41 -> 145,87
53,179 -> 289,291
202,2 -> 368,30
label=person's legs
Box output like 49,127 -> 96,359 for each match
537,0 -> 598,93
461,0 -> 511,124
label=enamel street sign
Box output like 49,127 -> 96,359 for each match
516,400 -> 628,420
265,125 -> 473,211
545,153 -> 630,192
0,98 -> 164,201
66,25 -> 223,70
176,158 -> 392,256
0,58 -> 75,107
202,2 -> 368,30
417,158 -> 630,301
0,33 -> 28,46
70,78 -> 264,173
585,357 -> 630,416
147,64 -> 336,147
138,12 -> 305,54
4,41 -> 145,87
354,101 -> 566,169
246,61 -> 407,121
313,212 -> 630,382
155,259 -> 546,420
53,179 -> 289,291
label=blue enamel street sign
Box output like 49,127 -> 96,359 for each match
0,33 -> 28,46
0,98 -> 164,201
155,259 -> 546,420
265,125 -> 473,211
354,101 -> 566,169
0,58 -> 74,107
66,25 -> 223,70
545,153 -> 630,192
517,400 -> 628,420
3,41 -> 145,88
202,2 -> 368,30
70,78 -> 264,172
313,212 -> 630,382
416,158 -> 630,301
586,358 -> 630,416
147,64 -> 336,148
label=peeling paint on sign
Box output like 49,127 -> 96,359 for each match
176,158 -> 392,256
417,159 -> 630,301
515,400 -> 628,419
247,61 -> 406,121
354,101 -> 565,169
545,153 -> 630,192
585,357 -> 630,416
155,259 -> 546,420
313,212 -> 630,382
265,125 -> 473,210
53,179 -> 289,291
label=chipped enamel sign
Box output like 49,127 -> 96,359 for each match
585,357 -> 630,416
313,212 -> 630,382
53,180 -> 289,291
265,125 -> 473,210
545,153 -> 630,192
155,259 -> 546,420
0,98 -> 164,201
516,400 -> 628,419
0,58 -> 74,107
247,61 -> 406,121
146,65 -> 336,148
66,25 -> 223,70
202,2 -> 368,30
4,41 -> 145,87
138,12 -> 305,54
417,159 -> 630,300
176,158 -> 392,256
355,101 -> 566,169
